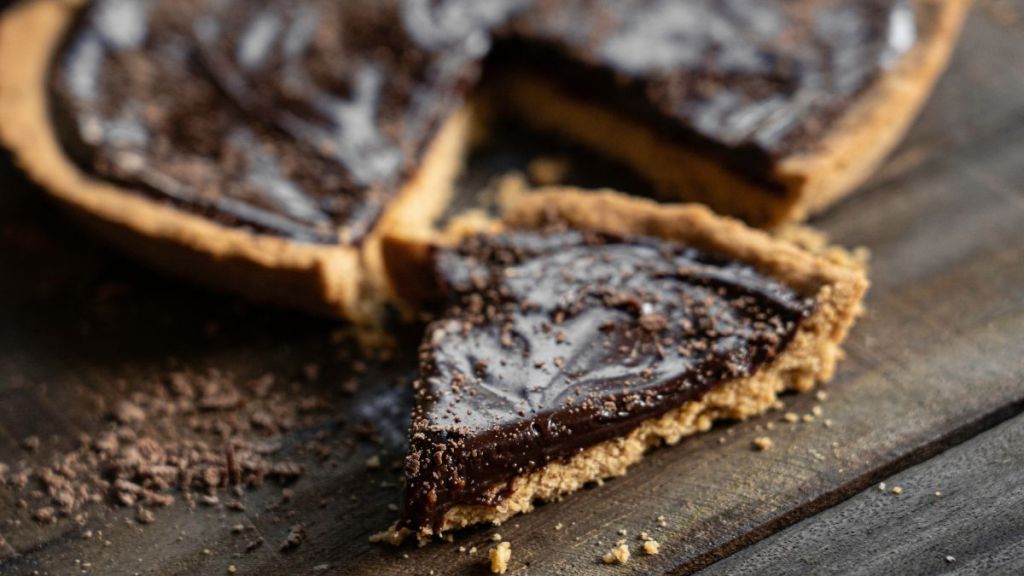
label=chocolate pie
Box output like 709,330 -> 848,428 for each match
380,190 -> 867,541
0,0 -> 964,318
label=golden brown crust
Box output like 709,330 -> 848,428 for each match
491,0 -> 970,227
355,103 -> 475,318
776,0 -> 972,220
0,0 -> 470,321
375,187 -> 867,541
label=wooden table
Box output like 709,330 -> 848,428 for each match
2,2 -> 1024,574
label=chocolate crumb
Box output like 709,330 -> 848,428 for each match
3,368 -> 338,531
21,436 -> 40,452
33,506 -> 56,524
279,524 -> 306,552
638,312 -> 668,332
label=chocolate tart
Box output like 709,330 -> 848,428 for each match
488,0 -> 970,226
379,189 -> 867,541
0,0 -> 957,320
0,0 -> 488,319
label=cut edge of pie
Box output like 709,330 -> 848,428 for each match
486,0 -> 970,227
374,188 -> 868,544
0,0 -> 474,322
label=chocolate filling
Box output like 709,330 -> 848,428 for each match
402,230 -> 815,532
48,0 -> 915,241
48,0 -> 514,243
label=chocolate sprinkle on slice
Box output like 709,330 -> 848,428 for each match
402,230 -> 814,532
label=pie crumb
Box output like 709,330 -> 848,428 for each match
603,543 -> 630,565
642,539 -> 660,556
891,486 -> 903,495
489,541 -> 511,574
753,436 -> 774,451
527,157 -> 570,186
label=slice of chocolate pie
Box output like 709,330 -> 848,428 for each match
387,190 -> 867,540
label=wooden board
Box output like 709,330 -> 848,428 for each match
1,2 -> 1024,575
700,411 -> 1024,575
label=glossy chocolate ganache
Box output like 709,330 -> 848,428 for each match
403,230 -> 815,531
50,0 -> 916,240
49,0 -> 519,243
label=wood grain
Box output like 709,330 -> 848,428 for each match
1,2 -> 1023,575
699,412 -> 1024,575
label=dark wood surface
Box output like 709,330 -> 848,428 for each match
2,2 -> 1024,575
701,411 -> 1024,576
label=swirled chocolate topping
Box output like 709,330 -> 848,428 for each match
402,230 -> 815,532
494,0 -> 916,188
50,0 -> 521,243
